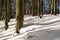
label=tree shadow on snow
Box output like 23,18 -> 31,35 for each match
27,28 -> 60,40
23,20 -> 60,28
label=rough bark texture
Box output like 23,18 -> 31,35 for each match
15,0 -> 24,33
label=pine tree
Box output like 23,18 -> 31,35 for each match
51,0 -> 57,15
7,0 -> 12,21
54,0 -> 57,15
0,0 -> 3,20
24,0 -> 26,15
4,0 -> 8,30
15,0 -> 24,33
0,0 -> 2,20
38,0 -> 43,18
32,0 -> 37,16
49,0 -> 51,14
51,0 -> 53,15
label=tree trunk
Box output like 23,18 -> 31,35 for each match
54,0 -> 57,15
24,0 -> 26,15
7,0 -> 12,21
38,0 -> 43,18
15,0 -> 24,33
0,0 -> 2,20
0,0 -> 3,20
32,0 -> 37,16
4,0 -> 8,30
51,0 -> 57,15
49,0 -> 51,14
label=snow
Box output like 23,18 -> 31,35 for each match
0,14 -> 60,40
42,17 -> 60,23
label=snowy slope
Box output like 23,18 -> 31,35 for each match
0,14 -> 60,40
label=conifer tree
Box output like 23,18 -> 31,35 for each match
32,0 -> 37,16
4,0 -> 8,30
15,0 -> 24,33
38,0 -> 43,18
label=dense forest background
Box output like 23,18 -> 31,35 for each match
11,0 -> 60,14
0,0 -> 60,21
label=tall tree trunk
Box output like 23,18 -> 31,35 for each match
49,0 -> 51,14
54,0 -> 57,15
32,0 -> 37,16
51,1 -> 53,15
24,0 -> 26,15
0,0 -> 3,20
51,0 -> 53,14
15,0 -> 24,33
38,0 -> 43,18
7,0 -> 12,21
26,0 -> 29,15
0,0 -> 2,20
4,0 -> 8,30
10,0 -> 12,19
1,0 -> 4,20
51,0 -> 57,15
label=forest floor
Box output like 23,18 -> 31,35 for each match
0,14 -> 60,40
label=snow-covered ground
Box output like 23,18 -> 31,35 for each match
0,14 -> 60,40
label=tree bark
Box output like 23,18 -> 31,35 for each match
0,0 -> 4,20
38,0 -> 43,18
4,0 -> 8,30
15,0 -> 24,33
51,0 -> 57,15
54,0 -> 57,15
7,0 -> 12,21
51,1 -> 53,15
32,0 -> 37,16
